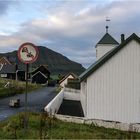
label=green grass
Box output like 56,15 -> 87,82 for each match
0,78 -> 41,98
50,75 -> 59,80
0,112 -> 140,139
54,86 -> 62,93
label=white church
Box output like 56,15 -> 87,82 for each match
45,26 -> 140,131
80,28 -> 140,124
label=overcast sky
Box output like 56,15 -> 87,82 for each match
0,0 -> 140,68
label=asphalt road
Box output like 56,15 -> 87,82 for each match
0,87 -> 56,121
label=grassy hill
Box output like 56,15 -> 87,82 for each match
0,46 -> 85,75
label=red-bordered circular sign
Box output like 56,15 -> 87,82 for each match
18,42 -> 39,64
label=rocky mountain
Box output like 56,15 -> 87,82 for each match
0,46 -> 85,75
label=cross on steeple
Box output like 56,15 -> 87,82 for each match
106,17 -> 110,33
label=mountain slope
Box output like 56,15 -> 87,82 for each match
0,46 -> 85,75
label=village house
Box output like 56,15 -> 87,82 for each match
0,64 -> 25,81
0,57 -> 50,84
0,57 -> 12,65
59,72 -> 77,88
0,56 -> 25,81
31,65 -> 50,84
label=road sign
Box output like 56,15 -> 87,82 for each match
18,42 -> 39,64
17,42 -> 39,131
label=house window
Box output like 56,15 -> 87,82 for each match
1,74 -> 7,78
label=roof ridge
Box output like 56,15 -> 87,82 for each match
80,33 -> 140,81
96,33 -> 119,46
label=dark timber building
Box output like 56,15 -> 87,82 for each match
31,65 -> 50,84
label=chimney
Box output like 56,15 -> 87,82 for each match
121,34 -> 125,43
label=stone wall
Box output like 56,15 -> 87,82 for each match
55,114 -> 140,132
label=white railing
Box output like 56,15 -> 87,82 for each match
44,89 -> 64,114
44,87 -> 81,114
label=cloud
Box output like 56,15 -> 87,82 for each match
0,1 -> 12,15
0,1 -> 18,16
0,0 -> 140,68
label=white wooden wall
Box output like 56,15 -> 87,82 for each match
96,44 -> 117,60
80,81 -> 87,116
81,40 -> 140,123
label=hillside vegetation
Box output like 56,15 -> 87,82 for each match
0,112 -> 140,139
0,46 -> 85,75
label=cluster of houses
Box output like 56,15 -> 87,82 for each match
0,56 -> 78,87
0,57 -> 50,84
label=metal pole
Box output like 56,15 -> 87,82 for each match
24,63 -> 28,130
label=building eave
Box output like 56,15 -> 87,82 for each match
32,71 -> 48,79
59,72 -> 77,84
0,57 -> 12,65
80,33 -> 140,82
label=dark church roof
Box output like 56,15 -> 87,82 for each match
80,33 -> 139,81
96,33 -> 119,45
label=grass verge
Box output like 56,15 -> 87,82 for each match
0,78 -> 41,98
0,112 -> 140,139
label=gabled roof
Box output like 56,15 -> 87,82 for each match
32,71 -> 48,79
80,33 -> 140,81
96,33 -> 119,45
0,65 -> 15,74
0,57 -> 12,65
31,65 -> 50,74
59,72 -> 78,84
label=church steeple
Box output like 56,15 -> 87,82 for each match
106,17 -> 110,33
106,26 -> 109,33
95,18 -> 119,60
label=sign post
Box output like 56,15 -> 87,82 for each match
18,42 -> 39,130
25,63 -> 28,129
